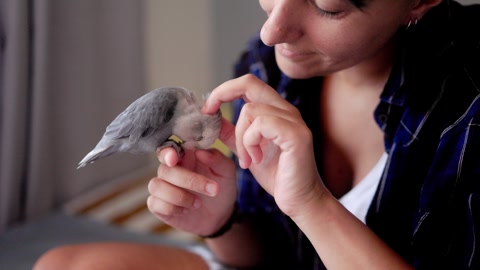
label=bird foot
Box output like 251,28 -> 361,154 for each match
157,139 -> 185,160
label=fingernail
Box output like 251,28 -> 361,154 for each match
201,103 -> 208,113
239,158 -> 248,169
156,148 -> 163,162
206,183 -> 217,196
238,158 -> 244,168
193,199 -> 201,209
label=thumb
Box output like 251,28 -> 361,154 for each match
156,147 -> 180,167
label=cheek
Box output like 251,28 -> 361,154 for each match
311,22 -> 375,60
274,12 -> 403,78
338,24 -> 399,63
309,23 -> 397,72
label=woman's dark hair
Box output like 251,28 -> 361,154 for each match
349,0 -> 368,8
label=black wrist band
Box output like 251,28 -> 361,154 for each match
201,202 -> 240,239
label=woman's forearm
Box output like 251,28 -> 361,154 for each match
206,218 -> 265,268
293,190 -> 413,270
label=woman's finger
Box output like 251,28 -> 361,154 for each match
203,74 -> 292,115
235,102 -> 301,168
147,195 -> 187,216
157,163 -> 219,197
243,112 -> 312,168
242,115 -> 289,165
217,118 -> 237,156
148,178 -> 200,210
156,147 -> 180,167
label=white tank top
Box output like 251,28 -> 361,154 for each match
338,152 -> 388,223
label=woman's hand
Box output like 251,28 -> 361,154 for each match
147,144 -> 237,236
203,74 -> 327,218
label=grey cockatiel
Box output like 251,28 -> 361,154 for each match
77,87 -> 222,168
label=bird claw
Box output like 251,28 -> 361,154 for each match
157,139 -> 185,159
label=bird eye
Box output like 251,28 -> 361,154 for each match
195,136 -> 204,142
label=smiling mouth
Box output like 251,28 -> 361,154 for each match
276,45 -> 315,60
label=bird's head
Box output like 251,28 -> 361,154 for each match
175,110 -> 222,149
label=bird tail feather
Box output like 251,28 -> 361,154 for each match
77,146 -> 115,169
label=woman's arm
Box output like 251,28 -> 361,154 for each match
204,74 -> 414,269
293,186 -> 412,269
206,218 -> 265,268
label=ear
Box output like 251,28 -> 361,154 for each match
404,0 -> 443,24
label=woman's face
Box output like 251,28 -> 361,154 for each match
259,0 -> 416,78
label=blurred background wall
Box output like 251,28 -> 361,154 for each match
144,0 -> 265,94
0,0 -> 152,231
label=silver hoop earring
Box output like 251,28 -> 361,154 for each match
406,18 -> 418,30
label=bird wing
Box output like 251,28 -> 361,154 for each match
103,88 -> 179,144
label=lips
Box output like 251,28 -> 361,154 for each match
276,44 -> 315,60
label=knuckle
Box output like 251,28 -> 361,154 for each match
159,205 -> 173,216
147,196 -> 182,216
242,102 -> 257,113
157,163 -> 169,177
298,125 -> 313,140
175,191 -> 190,206
147,179 -> 155,193
147,178 -> 160,194
146,195 -> 156,211
243,73 -> 259,84
184,174 -> 198,190
163,204 -> 182,216
255,114 -> 268,124
291,106 -> 302,118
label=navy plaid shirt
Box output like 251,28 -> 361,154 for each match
231,1 -> 480,269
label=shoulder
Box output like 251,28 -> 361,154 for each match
401,1 -> 480,102
442,1 -> 480,72
406,1 -> 480,69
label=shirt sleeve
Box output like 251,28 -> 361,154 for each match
411,99 -> 480,269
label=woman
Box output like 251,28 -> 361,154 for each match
35,0 -> 480,269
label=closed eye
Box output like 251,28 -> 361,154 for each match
309,0 -> 346,18
315,7 -> 341,17
195,136 -> 204,141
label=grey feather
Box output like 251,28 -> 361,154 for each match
78,87 -> 222,169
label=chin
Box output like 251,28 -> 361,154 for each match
277,63 -> 324,79
275,52 -> 329,79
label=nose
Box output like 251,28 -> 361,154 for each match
260,1 -> 303,46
